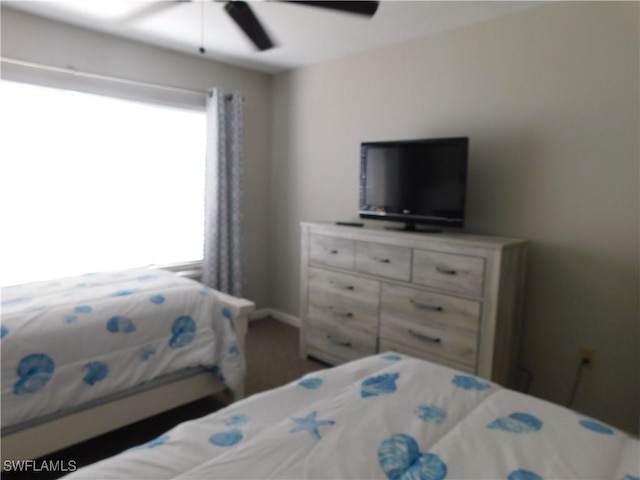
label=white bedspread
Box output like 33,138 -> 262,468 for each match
1,268 -> 244,430
65,354 -> 639,480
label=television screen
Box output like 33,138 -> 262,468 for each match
359,137 -> 468,230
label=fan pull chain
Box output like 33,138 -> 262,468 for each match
199,0 -> 206,54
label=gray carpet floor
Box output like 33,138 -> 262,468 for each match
244,317 -> 327,396
5,317 -> 327,479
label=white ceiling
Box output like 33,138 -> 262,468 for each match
5,1 -> 542,74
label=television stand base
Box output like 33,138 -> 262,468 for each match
384,223 -> 442,233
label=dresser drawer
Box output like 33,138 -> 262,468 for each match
306,321 -> 377,364
379,339 -> 475,374
413,249 -> 485,297
309,234 -> 355,270
308,268 -> 379,336
356,241 -> 411,281
380,283 -> 480,367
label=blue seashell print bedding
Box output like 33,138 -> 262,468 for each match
62,353 -> 639,480
1,267 -> 245,430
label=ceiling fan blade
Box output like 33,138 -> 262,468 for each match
225,1 -> 275,51
283,1 -> 379,17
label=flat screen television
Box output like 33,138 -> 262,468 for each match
359,137 -> 468,232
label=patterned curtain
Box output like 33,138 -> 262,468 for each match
202,88 -> 244,296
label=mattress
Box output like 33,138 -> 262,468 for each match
1,268 -> 244,430
64,353 -> 639,479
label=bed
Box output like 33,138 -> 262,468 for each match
63,353 -> 639,480
0,267 -> 254,463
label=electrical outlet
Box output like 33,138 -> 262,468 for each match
579,346 -> 596,369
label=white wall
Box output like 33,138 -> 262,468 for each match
270,2 -> 639,433
1,7 -> 273,308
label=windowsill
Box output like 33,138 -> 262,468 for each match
149,260 -> 203,281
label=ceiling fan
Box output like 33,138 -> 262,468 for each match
121,1 -> 380,52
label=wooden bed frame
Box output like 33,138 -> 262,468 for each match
1,290 -> 254,464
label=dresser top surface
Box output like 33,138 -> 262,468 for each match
301,222 -> 527,250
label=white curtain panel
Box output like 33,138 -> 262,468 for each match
202,88 -> 245,296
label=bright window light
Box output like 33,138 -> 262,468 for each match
0,80 -> 206,286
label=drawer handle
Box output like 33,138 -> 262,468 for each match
374,257 -> 391,263
408,329 -> 442,344
327,334 -> 352,347
328,249 -> 339,255
328,306 -> 354,318
329,280 -> 354,291
410,299 -> 443,312
436,266 -> 457,275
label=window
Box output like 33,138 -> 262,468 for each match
0,80 -> 206,286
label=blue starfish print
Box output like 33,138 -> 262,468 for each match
289,411 -> 335,440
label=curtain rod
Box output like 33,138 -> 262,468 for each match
1,57 -> 206,97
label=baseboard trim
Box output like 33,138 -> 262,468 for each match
249,308 -> 271,321
269,309 -> 301,328
248,308 -> 301,329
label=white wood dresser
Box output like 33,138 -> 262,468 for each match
299,222 -> 528,387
